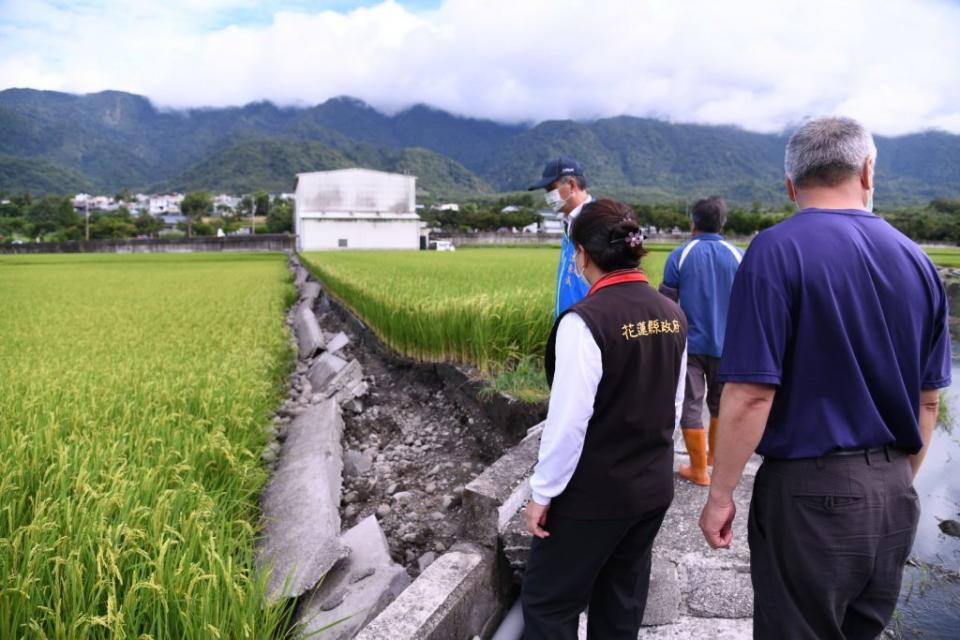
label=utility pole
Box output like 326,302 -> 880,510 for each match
85,201 -> 90,241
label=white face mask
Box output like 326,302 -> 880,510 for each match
573,250 -> 589,284
865,188 -> 874,213
544,187 -> 567,212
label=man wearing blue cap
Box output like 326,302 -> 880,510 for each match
528,157 -> 594,318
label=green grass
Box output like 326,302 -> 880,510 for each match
302,246 -> 673,402
0,253 -> 297,639
480,356 -> 551,404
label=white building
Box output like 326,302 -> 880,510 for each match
294,168 -> 421,251
149,194 -> 183,216
538,210 -> 566,234
213,194 -> 241,214
72,194 -> 121,212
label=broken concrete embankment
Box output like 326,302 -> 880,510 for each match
262,254 -> 755,639
257,255 -> 409,636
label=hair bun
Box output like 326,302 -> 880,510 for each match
573,199 -> 648,271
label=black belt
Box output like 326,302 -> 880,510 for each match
764,445 -> 907,463
824,446 -> 890,458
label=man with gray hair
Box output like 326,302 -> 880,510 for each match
660,196 -> 742,486
699,116 -> 950,638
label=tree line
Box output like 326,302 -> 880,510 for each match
424,193 -> 960,240
417,193 -> 795,235
0,190 -> 294,243
2,189 -> 958,244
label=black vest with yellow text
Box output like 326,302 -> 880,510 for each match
545,280 -> 687,519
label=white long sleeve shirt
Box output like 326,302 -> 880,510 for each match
530,312 -> 688,506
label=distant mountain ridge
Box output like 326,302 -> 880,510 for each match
1,88 -> 959,204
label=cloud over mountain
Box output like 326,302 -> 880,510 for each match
1,0 -> 959,135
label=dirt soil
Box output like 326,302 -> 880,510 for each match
310,299 -> 519,577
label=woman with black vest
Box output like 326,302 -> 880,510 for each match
521,199 -> 688,640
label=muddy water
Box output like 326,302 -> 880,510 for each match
890,360 -> 960,639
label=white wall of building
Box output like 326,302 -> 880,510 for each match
295,168 -> 421,251
299,217 -> 420,250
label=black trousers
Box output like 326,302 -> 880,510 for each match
749,449 -> 919,640
520,507 -> 668,640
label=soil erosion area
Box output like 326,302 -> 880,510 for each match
307,294 -> 543,577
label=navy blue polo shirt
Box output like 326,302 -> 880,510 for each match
718,208 -> 952,459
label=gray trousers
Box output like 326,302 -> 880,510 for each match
681,354 -> 721,428
748,449 -> 919,639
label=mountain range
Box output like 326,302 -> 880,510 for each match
1,88 -> 959,205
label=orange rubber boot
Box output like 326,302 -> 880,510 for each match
707,416 -> 718,466
679,428 -> 710,486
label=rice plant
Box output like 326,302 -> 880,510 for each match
301,246 -> 671,374
923,246 -> 960,269
0,253 -> 297,639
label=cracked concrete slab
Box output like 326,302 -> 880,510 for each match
325,331 -> 350,356
300,281 -> 322,304
355,546 -> 497,640
322,359 -> 367,404
296,516 -> 411,639
308,352 -> 349,392
294,266 -> 309,287
295,304 -> 326,360
258,399 -> 346,601
462,423 -> 542,545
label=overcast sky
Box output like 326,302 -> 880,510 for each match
1,0 -> 958,135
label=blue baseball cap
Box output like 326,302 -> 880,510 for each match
527,156 -> 585,191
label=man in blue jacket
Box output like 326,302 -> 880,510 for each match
528,157 -> 593,318
659,196 -> 742,485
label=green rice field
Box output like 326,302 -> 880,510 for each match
923,245 -> 960,269
0,253 -> 295,639
304,242 -> 960,400
2,241 -> 957,636
302,245 -> 673,376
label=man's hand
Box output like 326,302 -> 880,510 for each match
699,383 -> 774,550
700,491 -> 736,549
912,389 -> 940,478
526,500 -> 551,538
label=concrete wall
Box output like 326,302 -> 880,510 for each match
0,234 -> 295,254
299,218 -> 420,251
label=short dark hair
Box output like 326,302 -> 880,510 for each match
690,196 -> 727,233
571,199 -> 646,272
